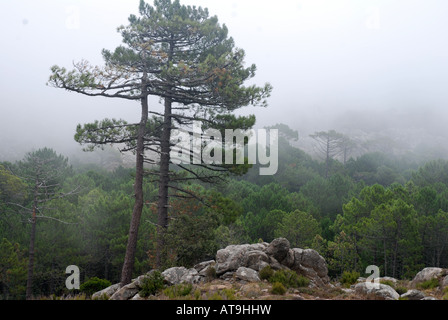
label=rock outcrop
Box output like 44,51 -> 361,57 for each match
443,274 -> 448,288
162,267 -> 202,286
91,238 -> 447,301
354,282 -> 400,300
94,238 -> 330,300
400,289 -> 425,300
235,267 -> 261,282
352,267 -> 448,300
91,283 -> 120,300
410,267 -> 448,288
215,242 -> 270,275
215,238 -> 330,287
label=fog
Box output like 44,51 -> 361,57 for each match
1,0 -> 448,163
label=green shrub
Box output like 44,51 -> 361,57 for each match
80,277 -> 112,296
163,283 -> 193,299
205,267 -> 216,281
417,278 -> 439,290
221,288 -> 236,300
380,279 -> 395,287
269,269 -> 309,288
139,271 -> 166,297
270,282 -> 286,295
269,270 -> 288,286
340,271 -> 360,288
259,265 -> 274,281
209,292 -> 223,300
208,289 -> 236,300
296,274 -> 311,288
395,286 -> 408,295
94,293 -> 110,300
193,289 -> 201,300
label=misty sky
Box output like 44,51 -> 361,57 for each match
1,0 -> 448,160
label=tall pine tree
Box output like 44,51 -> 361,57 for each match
48,0 -> 272,285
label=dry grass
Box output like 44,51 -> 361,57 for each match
147,279 -> 370,301
36,275 -> 447,301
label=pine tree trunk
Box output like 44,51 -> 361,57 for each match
383,238 -> 388,276
156,97 -> 172,269
392,241 -> 398,278
120,89 -> 149,287
155,38 -> 174,269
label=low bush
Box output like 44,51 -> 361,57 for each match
395,286 -> 408,295
259,265 -> 274,281
268,269 -> 309,289
139,271 -> 166,297
80,277 -> 111,296
270,282 -> 286,295
296,274 -> 311,288
205,267 -> 217,281
163,283 -> 193,299
340,271 -> 360,288
417,278 -> 439,290
208,289 -> 237,300
380,279 -> 395,287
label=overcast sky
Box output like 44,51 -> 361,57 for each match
1,0 -> 448,160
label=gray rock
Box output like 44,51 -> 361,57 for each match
442,275 -> 448,288
301,249 -> 329,280
410,267 -> 446,288
235,267 -> 260,282
268,256 -> 287,271
215,243 -> 268,275
194,260 -> 215,273
162,267 -> 201,285
220,271 -> 235,281
341,288 -> 355,294
354,282 -> 400,300
92,283 -> 120,300
182,268 -> 201,284
292,248 -> 304,266
109,281 -> 140,300
295,264 -> 325,288
198,265 -> 215,278
162,267 -> 189,285
242,250 -> 270,271
281,249 -> 295,269
215,239 -> 329,286
265,238 -> 290,263
100,238 -> 334,300
421,296 -> 438,300
291,248 -> 329,285
92,271 -> 158,300
379,276 -> 398,284
400,289 -> 425,300
131,293 -> 144,300
133,273 -> 153,287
